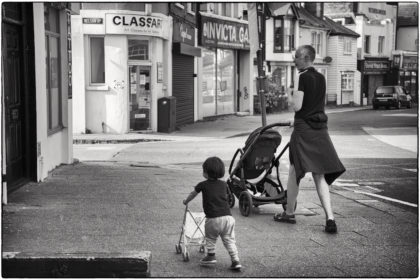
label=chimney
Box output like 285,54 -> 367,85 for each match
304,3 -> 324,18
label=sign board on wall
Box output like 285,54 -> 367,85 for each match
173,20 -> 195,46
157,62 -> 163,83
105,13 -> 170,39
199,13 -> 250,50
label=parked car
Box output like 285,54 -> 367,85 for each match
372,86 -> 412,109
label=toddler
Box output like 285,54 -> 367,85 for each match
183,156 -> 242,270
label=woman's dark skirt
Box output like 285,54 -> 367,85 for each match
289,119 -> 345,185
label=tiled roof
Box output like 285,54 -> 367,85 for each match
295,5 -> 328,29
266,3 -> 294,17
323,16 -> 360,38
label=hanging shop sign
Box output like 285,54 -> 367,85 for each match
402,56 -> 418,70
105,13 -> 170,39
199,13 -> 250,50
173,20 -> 195,46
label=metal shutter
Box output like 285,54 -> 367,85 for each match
172,53 -> 194,127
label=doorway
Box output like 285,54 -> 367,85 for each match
129,65 -> 151,131
2,3 -> 36,191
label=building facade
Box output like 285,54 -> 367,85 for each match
2,3 -> 79,201
72,3 -> 172,133
324,3 -> 398,105
197,3 -> 253,119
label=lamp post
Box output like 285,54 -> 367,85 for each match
256,3 -> 267,126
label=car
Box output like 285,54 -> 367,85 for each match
372,85 -> 412,110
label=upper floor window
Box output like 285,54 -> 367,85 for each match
378,36 -> 385,54
364,35 -> 370,54
344,38 -> 352,54
273,17 -> 295,53
311,32 -> 322,55
187,3 -> 196,14
45,4 -> 63,132
90,37 -> 105,84
221,3 -> 232,17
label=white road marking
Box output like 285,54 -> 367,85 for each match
353,190 -> 418,208
403,168 -> 417,172
333,182 -> 360,187
381,114 -> 417,117
362,127 -> 417,153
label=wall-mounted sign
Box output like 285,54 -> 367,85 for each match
157,62 -> 163,83
199,13 -> 250,50
368,7 -> 386,15
173,20 -> 195,46
402,56 -> 418,70
83,17 -> 103,24
363,59 -> 390,74
105,13 -> 169,39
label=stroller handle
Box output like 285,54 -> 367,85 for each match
259,121 -> 291,134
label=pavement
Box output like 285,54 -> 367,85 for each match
3,106 -> 419,277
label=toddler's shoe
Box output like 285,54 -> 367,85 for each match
200,254 -> 217,265
325,219 -> 337,233
230,260 -> 242,271
273,212 -> 296,224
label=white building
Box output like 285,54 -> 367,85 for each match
2,3 -> 78,202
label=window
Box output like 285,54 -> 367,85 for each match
187,3 -> 196,14
45,4 -> 62,132
128,40 -> 149,60
341,72 -> 354,91
311,32 -> 322,54
175,3 -> 185,9
273,17 -> 295,53
222,3 -> 231,17
364,35 -> 370,53
378,36 -> 385,54
344,38 -> 352,54
90,37 -> 105,84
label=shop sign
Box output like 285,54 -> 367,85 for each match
368,7 -> 386,15
157,62 -> 163,83
402,56 -> 418,70
199,14 -> 250,50
363,60 -> 390,74
83,18 -> 103,24
173,21 -> 195,46
105,13 -> 169,39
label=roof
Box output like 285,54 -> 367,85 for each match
295,5 -> 329,29
323,16 -> 360,38
266,3 -> 295,17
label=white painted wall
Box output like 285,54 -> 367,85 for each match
397,26 -> 418,51
33,3 -> 72,181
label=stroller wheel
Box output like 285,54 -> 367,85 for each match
282,201 -> 297,211
239,191 -> 253,217
228,192 -> 235,208
199,245 -> 205,253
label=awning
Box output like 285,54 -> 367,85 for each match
173,42 -> 201,57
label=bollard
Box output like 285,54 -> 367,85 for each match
2,251 -> 151,278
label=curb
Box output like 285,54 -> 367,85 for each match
2,251 -> 151,277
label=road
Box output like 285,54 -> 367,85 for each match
74,107 -> 418,211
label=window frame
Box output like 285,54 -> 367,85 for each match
343,38 -> 352,55
364,35 -> 370,54
341,72 -> 354,91
88,36 -> 106,86
311,31 -> 322,55
45,5 -> 63,134
378,36 -> 385,54
273,16 -> 295,53
187,3 -> 196,15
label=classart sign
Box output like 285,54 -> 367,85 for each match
199,13 -> 250,50
105,13 -> 169,39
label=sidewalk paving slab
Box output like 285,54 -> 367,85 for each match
2,161 -> 417,278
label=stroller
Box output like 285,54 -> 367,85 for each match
226,122 -> 295,216
175,205 -> 206,261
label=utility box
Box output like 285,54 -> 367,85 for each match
158,96 -> 176,133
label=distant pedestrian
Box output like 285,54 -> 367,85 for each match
183,156 -> 241,270
273,45 -> 346,233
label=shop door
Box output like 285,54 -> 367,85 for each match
367,75 -> 384,105
216,49 -> 234,115
129,65 -> 151,131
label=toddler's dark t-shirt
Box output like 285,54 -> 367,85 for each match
195,179 -> 232,218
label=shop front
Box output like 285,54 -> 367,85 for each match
392,53 -> 418,102
198,12 -> 250,118
359,57 -> 390,105
72,10 -> 171,134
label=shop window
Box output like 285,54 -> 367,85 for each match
364,35 -> 370,54
378,36 -> 385,54
341,72 -> 354,91
311,32 -> 322,55
90,37 -> 105,84
45,4 -> 62,133
274,17 -> 295,53
344,38 -> 352,54
128,40 -> 149,60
